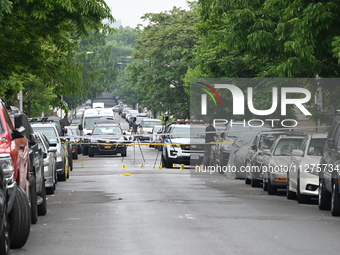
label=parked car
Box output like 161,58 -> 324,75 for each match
225,131 -> 259,178
162,121 -> 206,168
245,131 -> 286,187
262,133 -> 306,195
64,126 -> 81,159
217,120 -> 272,167
138,118 -> 162,141
319,115 -> 340,215
35,132 -> 58,195
0,158 -> 10,254
8,108 -> 47,225
30,122 -> 69,181
88,122 -> 129,157
150,124 -> 164,149
287,133 -> 327,203
0,100 -> 31,249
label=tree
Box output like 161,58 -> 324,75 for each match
0,0 -> 114,115
125,7 -> 199,118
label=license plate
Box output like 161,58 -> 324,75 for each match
190,155 -> 199,160
104,145 -> 111,149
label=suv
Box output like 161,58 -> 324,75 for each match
8,108 -> 47,224
0,100 -> 31,249
319,115 -> 340,216
88,122 -> 129,157
162,121 -> 206,168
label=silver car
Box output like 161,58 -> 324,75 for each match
35,132 -> 57,194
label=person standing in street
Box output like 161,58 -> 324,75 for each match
201,119 -> 217,166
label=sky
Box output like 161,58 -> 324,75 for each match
104,0 -> 190,28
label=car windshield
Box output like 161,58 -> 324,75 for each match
66,128 -> 78,135
32,127 -> 59,144
171,126 -> 206,139
259,133 -> 281,149
307,138 -> 327,156
84,117 -> 101,130
228,124 -> 271,138
92,126 -> 122,135
143,121 -> 161,128
273,138 -> 303,156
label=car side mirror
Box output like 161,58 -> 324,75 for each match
292,149 -> 304,157
78,124 -> 83,131
220,132 -> 225,139
263,149 -> 271,155
251,144 -> 257,151
11,129 -> 24,139
13,113 -> 23,129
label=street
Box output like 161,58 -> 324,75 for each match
11,130 -> 340,254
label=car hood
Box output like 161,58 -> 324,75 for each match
271,155 -> 291,167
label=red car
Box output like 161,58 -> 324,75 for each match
0,100 -> 31,249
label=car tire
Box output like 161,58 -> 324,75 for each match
267,179 -> 277,195
88,148 -> 94,157
162,152 -> 173,168
245,178 -> 251,185
0,201 -> 10,255
58,166 -> 67,182
331,182 -> 340,216
262,177 -> 268,191
251,178 -> 260,188
9,187 -> 31,249
82,146 -> 89,156
38,180 -> 47,216
29,176 -> 38,224
318,178 -> 331,210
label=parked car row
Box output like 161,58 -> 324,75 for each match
0,100 -> 76,252
215,116 -> 340,217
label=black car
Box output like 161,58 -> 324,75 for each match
88,123 -> 129,157
319,115 -> 340,216
0,163 -> 10,254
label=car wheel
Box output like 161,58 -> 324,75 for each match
262,176 -> 268,191
297,175 -> 310,204
251,178 -> 260,188
9,187 -> 31,249
318,178 -> 331,210
29,176 -> 38,224
38,179 -> 47,216
331,182 -> 340,216
0,201 -> 10,255
267,178 -> 277,195
58,166 -> 67,182
162,152 -> 173,168
82,146 -> 89,156
245,178 -> 251,185
88,148 -> 94,157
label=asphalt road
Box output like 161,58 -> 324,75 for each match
11,103 -> 340,255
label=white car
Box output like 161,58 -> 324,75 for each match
287,133 -> 327,203
262,133 -> 306,195
162,122 -> 205,168
138,119 -> 162,141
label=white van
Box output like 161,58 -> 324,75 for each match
80,108 -> 114,135
92,102 -> 105,109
